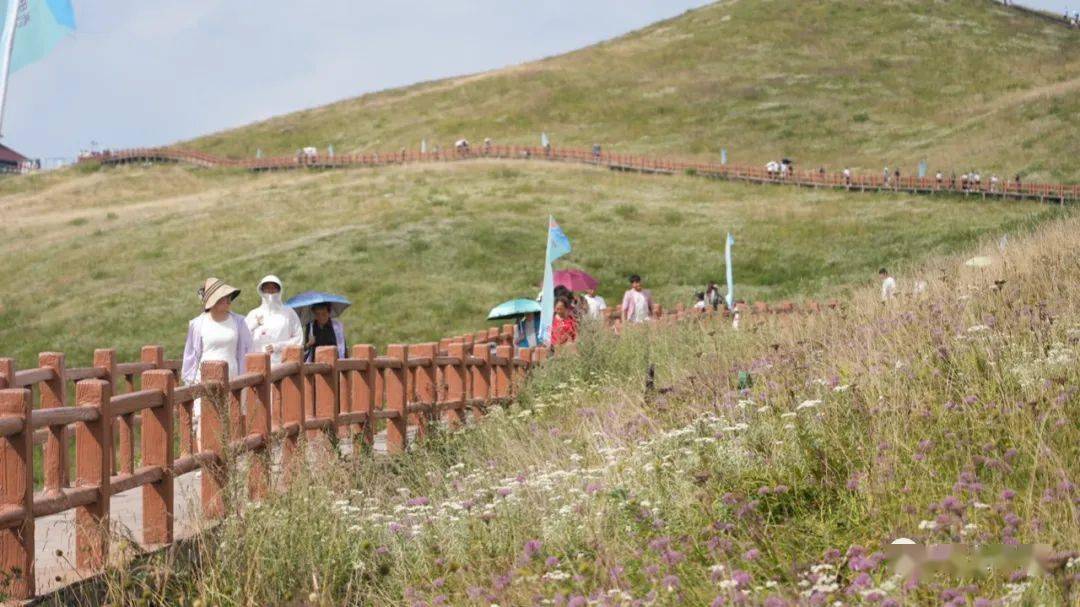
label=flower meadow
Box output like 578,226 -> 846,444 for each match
95,218 -> 1079,606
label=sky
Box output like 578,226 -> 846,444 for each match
1,0 -> 1071,160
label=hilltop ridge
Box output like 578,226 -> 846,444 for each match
188,0 -> 1080,181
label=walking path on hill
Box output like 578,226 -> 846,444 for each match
85,144 -> 1080,204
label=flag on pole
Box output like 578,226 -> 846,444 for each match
724,233 -> 735,310
0,0 -> 75,135
1,0 -> 75,73
918,159 -> 927,179
721,148 -> 727,165
538,215 -> 571,344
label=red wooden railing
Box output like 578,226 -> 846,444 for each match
0,300 -> 834,598
82,144 -> 1080,203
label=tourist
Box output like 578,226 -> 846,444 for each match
583,287 -> 608,319
693,292 -> 708,310
551,297 -> 578,345
516,312 -> 540,348
990,174 -> 999,193
182,277 -> 254,445
893,167 -> 901,189
592,143 -> 602,161
843,167 -> 852,186
304,303 -> 346,361
245,275 -> 303,366
883,166 -> 889,186
973,172 -> 982,191
961,173 -> 969,192
705,282 -> 722,311
621,274 -> 654,324
879,268 -> 897,301
935,171 -> 943,189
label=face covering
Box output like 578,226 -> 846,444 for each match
262,291 -> 283,309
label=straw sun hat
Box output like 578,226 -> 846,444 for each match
198,277 -> 241,311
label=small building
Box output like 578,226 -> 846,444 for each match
0,143 -> 29,172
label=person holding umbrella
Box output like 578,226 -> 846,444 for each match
285,290 -> 351,361
305,303 -> 346,361
487,298 -> 541,348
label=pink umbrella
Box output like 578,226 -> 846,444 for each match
553,269 -> 598,291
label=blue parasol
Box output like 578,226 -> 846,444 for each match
285,290 -> 352,324
487,298 -> 541,320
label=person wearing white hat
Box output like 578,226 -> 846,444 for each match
181,277 -> 254,444
245,275 -> 303,366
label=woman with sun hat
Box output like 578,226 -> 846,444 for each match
181,277 -> 254,444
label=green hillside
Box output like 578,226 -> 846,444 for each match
189,0 -> 1080,182
0,161 -> 1057,368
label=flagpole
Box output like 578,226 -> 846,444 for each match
0,0 -> 20,138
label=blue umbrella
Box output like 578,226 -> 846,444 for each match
487,298 -> 541,320
286,290 -> 352,324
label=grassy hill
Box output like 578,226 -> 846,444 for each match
188,0 -> 1080,182
0,161 -> 1057,368
90,199 -> 1080,606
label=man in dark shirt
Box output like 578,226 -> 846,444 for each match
305,303 -> 346,361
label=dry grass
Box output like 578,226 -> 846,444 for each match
71,202 -> 1080,607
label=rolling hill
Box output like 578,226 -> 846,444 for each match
188,0 -> 1080,182
0,0 -> 1076,369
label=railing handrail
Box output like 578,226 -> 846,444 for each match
81,145 -> 1080,202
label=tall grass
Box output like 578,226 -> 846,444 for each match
78,213 -> 1080,606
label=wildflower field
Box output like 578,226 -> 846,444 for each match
83,213 -> 1080,606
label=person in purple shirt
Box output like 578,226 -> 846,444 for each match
181,277 -> 254,446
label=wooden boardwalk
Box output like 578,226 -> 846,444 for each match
84,144 -> 1080,205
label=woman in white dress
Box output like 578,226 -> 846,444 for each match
181,277 -> 254,448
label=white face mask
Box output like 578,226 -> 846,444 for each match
261,290 -> 283,309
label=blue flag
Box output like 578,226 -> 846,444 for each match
721,148 -> 727,165
725,233 -> 735,310
538,215 -> 571,344
1,0 -> 76,73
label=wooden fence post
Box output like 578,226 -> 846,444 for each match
92,349 -> 117,472
140,369 -> 174,545
445,342 -> 467,427
198,360 -> 228,519
513,347 -> 532,394
495,345 -> 512,401
410,343 -> 437,441
385,345 -> 408,454
471,343 -> 491,418
350,345 -> 375,449
0,358 -> 13,389
244,353 -> 271,501
39,352 -> 67,494
312,346 -> 339,444
0,388 -> 33,599
280,346 -> 306,480
75,379 -> 112,570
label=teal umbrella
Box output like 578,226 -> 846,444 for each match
487,298 -> 541,320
